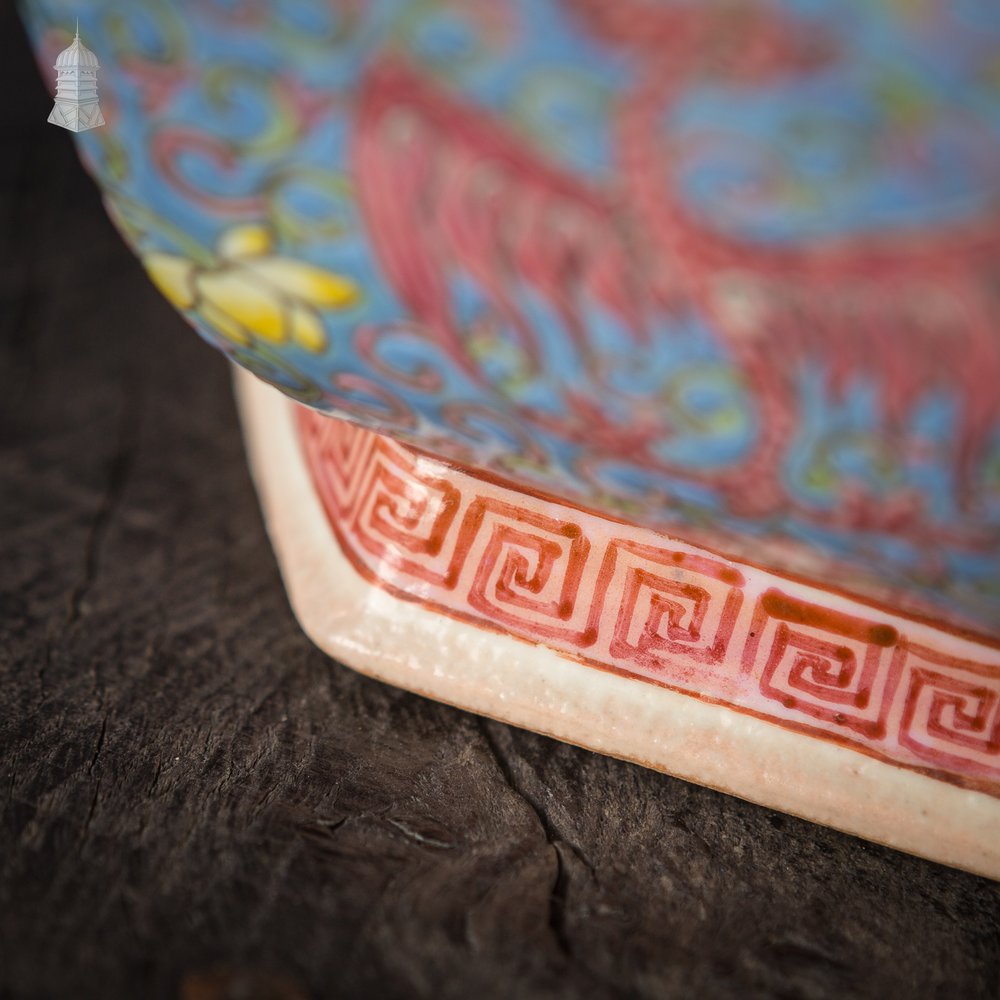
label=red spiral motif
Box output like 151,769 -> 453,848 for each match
298,409 -> 1000,798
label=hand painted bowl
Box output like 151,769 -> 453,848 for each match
24,0 -> 1000,876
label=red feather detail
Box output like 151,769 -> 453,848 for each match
352,45 -> 1000,532
352,55 -> 650,379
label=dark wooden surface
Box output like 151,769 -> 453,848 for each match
2,9 -> 999,999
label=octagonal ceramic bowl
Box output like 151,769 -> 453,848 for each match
24,0 -> 1000,876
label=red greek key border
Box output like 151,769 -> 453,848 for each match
297,409 -> 1000,798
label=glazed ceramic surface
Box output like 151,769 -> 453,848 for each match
22,0 -> 1000,640
237,370 -> 1000,878
293,401 -> 1000,805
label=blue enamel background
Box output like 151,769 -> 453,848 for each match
22,0 -> 1000,634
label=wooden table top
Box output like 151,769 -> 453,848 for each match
1,9 -> 997,999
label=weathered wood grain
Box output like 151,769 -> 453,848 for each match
1,10 -> 998,999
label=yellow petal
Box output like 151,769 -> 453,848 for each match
217,223 -> 274,259
245,257 -> 360,309
199,299 -> 251,347
288,302 -> 327,353
196,267 -> 287,344
144,252 -> 196,309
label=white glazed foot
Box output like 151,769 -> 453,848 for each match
236,368 -> 1000,880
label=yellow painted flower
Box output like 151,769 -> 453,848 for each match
143,223 -> 360,354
